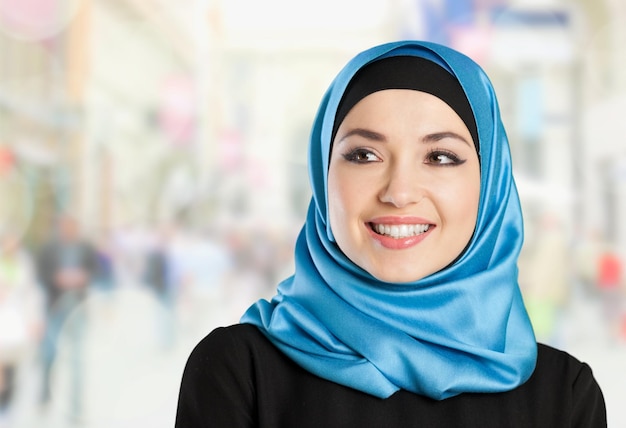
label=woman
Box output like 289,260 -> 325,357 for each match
176,40 -> 606,427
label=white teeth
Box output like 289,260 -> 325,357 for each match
374,223 -> 429,238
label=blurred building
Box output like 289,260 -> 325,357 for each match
0,0 -> 89,245
1,0 -> 625,252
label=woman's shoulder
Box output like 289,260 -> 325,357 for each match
186,323 -> 273,364
535,343 -> 594,381
177,324 -> 271,426
197,323 -> 265,345
531,343 -> 605,415
180,324 -> 269,388
533,343 -> 606,425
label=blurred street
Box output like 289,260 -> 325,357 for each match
1,276 -> 272,428
0,274 -> 624,428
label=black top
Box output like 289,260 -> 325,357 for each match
35,240 -> 99,308
175,324 -> 606,427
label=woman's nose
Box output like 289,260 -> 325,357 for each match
378,163 -> 425,208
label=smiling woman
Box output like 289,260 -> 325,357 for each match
175,40 -> 607,427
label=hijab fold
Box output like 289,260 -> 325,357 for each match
241,40 -> 537,400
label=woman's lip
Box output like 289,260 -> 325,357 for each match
366,216 -> 434,250
368,216 -> 432,225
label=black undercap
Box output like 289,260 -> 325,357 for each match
332,56 -> 479,153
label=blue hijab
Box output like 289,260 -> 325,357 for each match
241,40 -> 537,400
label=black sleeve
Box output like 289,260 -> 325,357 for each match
571,363 -> 607,428
175,327 -> 257,428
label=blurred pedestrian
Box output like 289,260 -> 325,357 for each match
0,231 -> 43,425
143,224 -> 176,349
92,230 -> 117,296
596,247 -> 623,341
35,214 -> 98,423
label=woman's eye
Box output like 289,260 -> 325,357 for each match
426,150 -> 465,166
342,148 -> 379,163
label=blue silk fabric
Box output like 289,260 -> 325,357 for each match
241,40 -> 537,400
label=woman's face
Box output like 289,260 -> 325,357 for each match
328,89 -> 480,283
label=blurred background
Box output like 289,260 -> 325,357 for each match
0,0 -> 624,426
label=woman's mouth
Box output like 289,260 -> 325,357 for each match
369,223 -> 432,239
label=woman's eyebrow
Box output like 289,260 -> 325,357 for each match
338,129 -> 473,147
337,128 -> 386,144
422,131 -> 472,146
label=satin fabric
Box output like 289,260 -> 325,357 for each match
241,40 -> 537,400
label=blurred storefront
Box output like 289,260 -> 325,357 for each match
0,0 -> 88,245
2,0 -> 624,253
